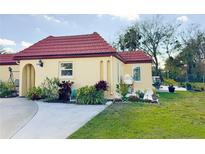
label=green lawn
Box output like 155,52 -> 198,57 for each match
69,92 -> 205,139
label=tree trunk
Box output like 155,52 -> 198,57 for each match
153,56 -> 159,76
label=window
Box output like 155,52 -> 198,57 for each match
133,67 -> 141,81
60,62 -> 73,77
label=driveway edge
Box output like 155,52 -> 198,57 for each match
9,100 -> 39,139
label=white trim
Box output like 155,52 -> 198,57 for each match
132,66 -> 141,82
58,61 -> 74,79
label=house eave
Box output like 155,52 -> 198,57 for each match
125,60 -> 153,64
0,62 -> 18,65
13,52 -> 117,61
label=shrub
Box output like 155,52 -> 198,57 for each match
178,82 -> 205,91
0,81 -> 16,98
190,82 -> 205,91
163,78 -> 177,86
41,77 -> 60,101
27,87 -> 44,100
152,88 -> 157,96
58,81 -> 74,102
179,82 -> 186,88
77,86 -> 105,104
95,80 -> 108,91
186,82 -> 192,90
153,81 -> 161,89
26,78 -> 76,102
116,83 -> 129,100
128,95 -> 139,102
136,90 -> 144,99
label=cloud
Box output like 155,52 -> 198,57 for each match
40,15 -> 72,25
21,41 -> 33,49
110,13 -> 140,21
0,38 -> 16,46
1,47 -> 16,54
35,27 -> 41,32
177,16 -> 189,22
42,15 -> 62,23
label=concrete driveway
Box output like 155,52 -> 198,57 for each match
12,100 -> 107,139
0,98 -> 38,139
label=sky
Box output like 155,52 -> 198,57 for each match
0,14 -> 205,61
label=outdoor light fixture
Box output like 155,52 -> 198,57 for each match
8,66 -> 12,72
37,59 -> 43,67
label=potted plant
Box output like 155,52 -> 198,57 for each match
186,82 -> 192,91
168,84 -> 175,93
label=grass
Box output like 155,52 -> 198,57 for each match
69,91 -> 205,139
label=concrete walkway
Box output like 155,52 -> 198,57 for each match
12,101 -> 106,139
0,98 -> 38,139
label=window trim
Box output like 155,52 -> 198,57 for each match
132,66 -> 141,82
59,61 -> 74,78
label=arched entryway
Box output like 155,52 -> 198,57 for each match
21,64 -> 35,96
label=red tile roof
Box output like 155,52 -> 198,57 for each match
0,54 -> 17,65
14,32 -> 116,60
11,32 -> 152,64
118,50 -> 152,63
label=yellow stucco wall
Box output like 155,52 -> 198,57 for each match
19,56 -> 152,98
111,57 -> 124,97
0,65 -> 20,82
124,63 -> 153,91
19,57 -> 113,96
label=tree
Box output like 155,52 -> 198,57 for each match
164,57 -> 182,80
165,27 -> 205,82
114,26 -> 141,51
139,16 -> 181,75
181,31 -> 205,82
114,15 -> 181,75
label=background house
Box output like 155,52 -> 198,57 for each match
0,54 -> 19,82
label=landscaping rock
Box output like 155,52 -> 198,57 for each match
106,101 -> 113,106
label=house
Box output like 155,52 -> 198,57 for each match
0,32 -> 152,98
0,54 -> 19,82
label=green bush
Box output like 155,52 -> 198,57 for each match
163,78 -> 177,86
0,81 -> 15,98
128,95 -> 139,102
27,87 -> 44,100
116,83 -> 129,100
136,90 -> 145,99
77,86 -> 105,105
41,77 -> 60,101
179,82 -> 186,87
186,82 -> 205,91
178,82 -> 205,91
186,82 -> 192,90
26,77 -> 60,101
